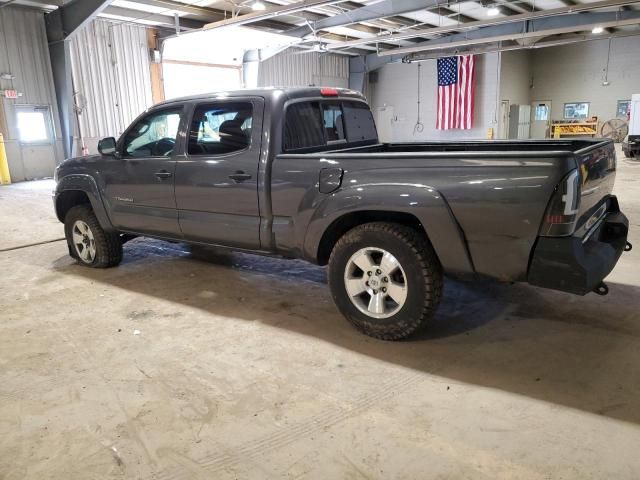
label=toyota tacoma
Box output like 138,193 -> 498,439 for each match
54,87 -> 631,340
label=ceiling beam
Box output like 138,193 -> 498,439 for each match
405,29 -> 640,60
0,0 -> 20,9
285,0 -> 462,38
493,1 -> 528,16
315,31 -> 403,50
104,0 -> 297,32
0,0 -> 61,10
201,0 -> 348,31
325,0 -> 640,50
102,5 -> 204,29
124,0 -> 229,18
425,4 -> 476,23
515,0 -> 543,11
46,0 -> 113,39
376,8 -> 640,56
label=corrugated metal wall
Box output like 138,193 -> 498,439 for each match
0,5 -> 63,181
69,19 -> 152,149
258,51 -> 349,88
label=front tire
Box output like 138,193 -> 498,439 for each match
64,205 -> 122,268
328,222 -> 443,341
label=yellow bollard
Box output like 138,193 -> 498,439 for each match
0,133 -> 11,185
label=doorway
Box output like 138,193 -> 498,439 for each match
531,101 -> 552,139
499,100 -> 510,139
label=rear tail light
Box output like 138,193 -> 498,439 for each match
540,169 -> 581,237
320,87 -> 339,96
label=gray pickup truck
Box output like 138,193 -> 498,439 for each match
54,87 -> 631,340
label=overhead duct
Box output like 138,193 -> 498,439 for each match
242,45 -> 291,88
403,30 -> 640,62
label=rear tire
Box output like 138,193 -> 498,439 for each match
64,205 -> 122,268
328,222 -> 443,340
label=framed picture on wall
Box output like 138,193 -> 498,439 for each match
564,102 -> 590,120
617,100 -> 631,118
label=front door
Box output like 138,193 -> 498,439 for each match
175,98 -> 264,249
531,101 -> 551,139
102,106 -> 184,237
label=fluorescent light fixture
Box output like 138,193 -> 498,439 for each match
592,26 -> 604,34
251,1 -> 266,10
487,6 -> 500,16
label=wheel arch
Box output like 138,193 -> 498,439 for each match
304,186 -> 475,277
55,190 -> 91,222
316,211 -> 427,265
55,174 -> 114,231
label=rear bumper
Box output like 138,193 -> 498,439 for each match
527,197 -> 629,295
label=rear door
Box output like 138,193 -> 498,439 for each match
531,101 -> 551,138
103,106 -> 184,237
175,98 -> 264,249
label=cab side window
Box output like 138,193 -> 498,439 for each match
322,103 -> 345,143
188,102 -> 253,155
342,101 -> 377,143
123,108 -> 182,158
284,102 -> 325,151
283,100 -> 376,152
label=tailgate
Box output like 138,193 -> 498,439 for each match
575,139 -> 617,227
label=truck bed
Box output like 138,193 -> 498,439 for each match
328,138 -> 610,155
273,138 -> 616,282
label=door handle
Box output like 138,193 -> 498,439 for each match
155,170 -> 172,179
228,171 -> 252,182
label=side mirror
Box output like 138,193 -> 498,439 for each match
98,137 -> 117,156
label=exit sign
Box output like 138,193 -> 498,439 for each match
3,89 -> 17,99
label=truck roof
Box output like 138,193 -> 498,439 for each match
153,86 -> 366,108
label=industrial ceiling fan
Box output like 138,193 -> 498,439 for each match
601,118 -> 629,143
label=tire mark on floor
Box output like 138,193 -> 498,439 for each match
154,305 -> 520,480
48,326 -> 159,476
154,370 -> 424,480
0,375 -> 75,402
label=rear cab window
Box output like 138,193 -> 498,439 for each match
283,99 -> 377,153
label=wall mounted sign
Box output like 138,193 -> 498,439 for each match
2,90 -> 19,99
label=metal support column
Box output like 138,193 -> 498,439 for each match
45,0 -> 114,159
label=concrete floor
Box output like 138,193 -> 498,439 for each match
1,146 -> 640,479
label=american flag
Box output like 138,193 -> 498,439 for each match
436,55 -> 476,130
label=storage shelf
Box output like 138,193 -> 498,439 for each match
555,132 -> 597,136
552,122 -> 598,138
